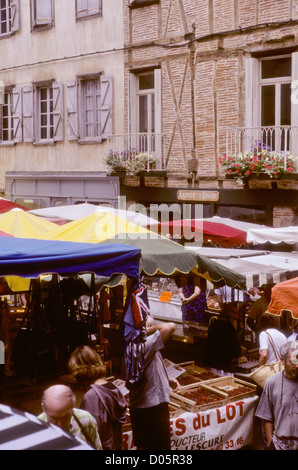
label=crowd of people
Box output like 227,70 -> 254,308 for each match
14,279 -> 297,451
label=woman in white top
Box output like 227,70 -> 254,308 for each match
258,312 -> 287,366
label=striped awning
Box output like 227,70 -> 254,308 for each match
0,404 -> 93,450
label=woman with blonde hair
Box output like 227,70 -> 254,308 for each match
68,345 -> 127,450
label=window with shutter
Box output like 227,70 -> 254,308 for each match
0,0 -> 20,36
31,0 -> 54,30
66,73 -> 113,143
76,0 -> 102,20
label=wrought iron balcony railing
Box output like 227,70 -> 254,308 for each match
107,133 -> 168,171
225,126 -> 298,169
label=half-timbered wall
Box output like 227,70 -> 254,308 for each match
125,0 -> 298,183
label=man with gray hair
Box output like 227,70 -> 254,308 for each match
38,384 -> 102,450
255,341 -> 298,450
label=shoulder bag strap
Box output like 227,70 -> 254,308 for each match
73,413 -> 95,449
265,331 -> 280,361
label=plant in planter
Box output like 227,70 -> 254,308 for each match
219,150 -> 297,185
105,149 -> 157,176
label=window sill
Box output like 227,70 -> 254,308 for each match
76,13 -> 102,22
33,140 -> 55,146
0,141 -> 15,147
78,138 -> 103,145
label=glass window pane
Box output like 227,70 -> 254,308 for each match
139,73 -> 154,90
281,83 -> 291,126
261,85 -> 275,126
261,57 -> 291,79
139,95 -> 148,132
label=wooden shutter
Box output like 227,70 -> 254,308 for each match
53,82 -> 64,141
291,52 -> 298,156
154,68 -> 162,167
76,0 -> 101,19
11,0 -> 21,33
129,73 -> 138,134
12,87 -> 23,143
100,75 -> 113,139
0,104 -> 3,142
88,0 -> 102,15
66,80 -> 79,141
245,57 -> 260,129
23,86 -> 34,143
32,0 -> 53,27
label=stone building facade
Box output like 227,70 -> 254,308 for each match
0,0 -> 124,208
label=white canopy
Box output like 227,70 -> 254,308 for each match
247,226 -> 298,246
30,202 -> 158,226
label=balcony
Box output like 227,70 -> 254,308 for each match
225,126 -> 298,170
107,133 -> 168,173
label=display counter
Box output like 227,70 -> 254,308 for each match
122,360 -> 259,450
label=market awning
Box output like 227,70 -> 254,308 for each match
0,197 -> 27,214
30,203 -> 158,226
0,237 -> 141,280
0,404 -> 93,450
0,209 -> 57,238
267,277 -> 298,318
247,225 -> 298,246
185,246 -> 298,289
150,217 -> 266,248
40,212 -> 246,288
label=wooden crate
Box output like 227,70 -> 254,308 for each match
170,383 -> 227,412
199,376 -> 257,402
177,361 -> 220,384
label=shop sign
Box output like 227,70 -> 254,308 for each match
177,190 -> 220,202
123,395 -> 258,450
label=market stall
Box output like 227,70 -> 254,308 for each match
120,360 -> 258,450
0,236 -> 141,378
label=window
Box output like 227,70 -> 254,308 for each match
31,0 -> 54,30
0,88 -> 14,144
260,57 -> 291,151
38,85 -> 54,140
0,0 -> 20,36
76,0 -> 102,20
66,74 -> 113,143
245,53 -> 298,155
82,78 -> 101,140
130,69 -> 162,159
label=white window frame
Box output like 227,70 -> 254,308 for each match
36,83 -> 54,142
79,74 -> 102,142
245,53 -> 298,154
75,0 -> 102,21
0,0 -> 20,37
129,68 -> 162,162
31,0 -> 54,31
0,87 -> 14,145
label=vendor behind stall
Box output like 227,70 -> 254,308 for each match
204,303 -> 246,372
176,276 -> 207,325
